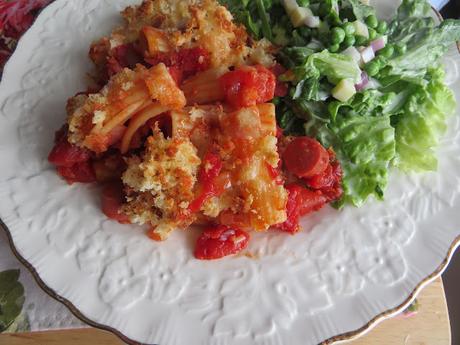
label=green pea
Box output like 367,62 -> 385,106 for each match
365,15 -> 378,29
329,43 -> 340,53
374,56 -> 387,68
378,44 -> 394,58
377,21 -> 388,34
342,22 -> 356,36
368,28 -> 377,40
355,35 -> 367,46
395,43 -> 407,55
365,61 -> 380,77
297,0 -> 310,6
298,26 -> 312,39
342,34 -> 356,48
330,27 -> 346,44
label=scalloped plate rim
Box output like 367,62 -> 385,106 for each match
1,221 -> 459,345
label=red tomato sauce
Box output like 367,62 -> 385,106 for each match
188,152 -> 223,213
48,126 -> 96,184
195,225 -> 250,260
107,43 -> 143,78
101,182 -> 131,224
145,47 -> 211,83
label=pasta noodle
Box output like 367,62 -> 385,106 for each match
99,99 -> 149,135
182,67 -> 228,105
50,0 -> 321,257
120,102 -> 169,153
140,26 -> 172,56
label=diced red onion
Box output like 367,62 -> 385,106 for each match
370,37 -> 386,52
360,46 -> 375,64
355,72 -> 369,91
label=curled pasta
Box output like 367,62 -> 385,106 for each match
120,102 -> 169,153
99,98 -> 150,135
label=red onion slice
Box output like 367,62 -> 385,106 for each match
370,37 -> 386,52
355,72 -> 369,91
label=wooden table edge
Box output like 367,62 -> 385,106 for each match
0,278 -> 451,345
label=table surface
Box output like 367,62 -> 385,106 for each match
0,278 -> 450,345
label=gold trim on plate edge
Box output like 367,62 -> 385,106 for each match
2,219 -> 459,345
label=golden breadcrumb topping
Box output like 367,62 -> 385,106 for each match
122,128 -> 200,237
123,129 -> 200,193
89,0 -> 275,79
62,0 -> 287,241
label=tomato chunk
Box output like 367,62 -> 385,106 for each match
177,47 -> 210,78
167,66 -> 183,85
48,128 -> 91,167
145,47 -> 210,81
56,161 -> 96,184
101,183 -> 130,224
220,65 -> 276,108
195,225 -> 250,260
304,152 -> 343,202
107,43 -> 143,77
189,152 -> 223,213
276,184 -> 327,234
283,137 -> 329,178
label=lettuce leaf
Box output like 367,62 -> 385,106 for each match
312,91 -> 398,207
394,68 -> 456,171
341,0 -> 375,22
294,50 -> 362,84
388,20 -> 460,78
394,0 -> 431,22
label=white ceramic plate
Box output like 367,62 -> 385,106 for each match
0,1 -> 459,344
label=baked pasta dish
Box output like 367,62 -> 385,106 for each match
48,0 -> 342,260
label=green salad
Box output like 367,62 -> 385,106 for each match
220,0 -> 460,207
